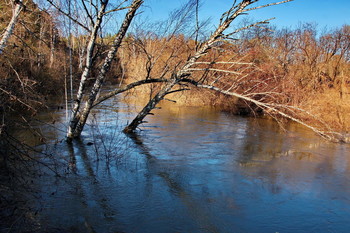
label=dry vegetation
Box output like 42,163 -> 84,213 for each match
0,0 -> 349,137
0,0 -> 65,113
120,24 -> 350,133
0,0 -> 123,118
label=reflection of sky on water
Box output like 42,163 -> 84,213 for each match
18,94 -> 350,232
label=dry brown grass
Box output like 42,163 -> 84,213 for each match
119,24 -> 350,134
299,88 -> 350,132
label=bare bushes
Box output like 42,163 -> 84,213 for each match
0,128 -> 63,232
120,23 -> 350,132
0,0 -> 70,118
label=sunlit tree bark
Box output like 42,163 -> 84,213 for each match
66,0 -> 143,141
66,0 -> 109,140
0,0 -> 23,54
123,0 -> 294,133
54,0 -> 347,143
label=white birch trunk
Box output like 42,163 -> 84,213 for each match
67,0 -> 143,140
123,0 -> 252,132
71,0 -> 143,138
0,0 -> 23,54
66,1 -> 108,140
50,23 -> 55,68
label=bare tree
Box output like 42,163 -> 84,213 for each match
58,0 -> 346,143
0,0 -> 23,54
123,0 -> 293,132
66,0 -> 143,141
120,0 -> 344,141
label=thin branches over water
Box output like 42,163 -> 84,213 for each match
118,0 -> 347,142
9,0 -> 346,143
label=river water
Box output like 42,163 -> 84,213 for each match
9,94 -> 350,232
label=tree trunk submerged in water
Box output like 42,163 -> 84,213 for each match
122,0 -> 341,142
123,79 -> 178,133
66,0 -> 108,141
123,0 -> 256,133
66,0 -> 143,142
63,0 -> 342,143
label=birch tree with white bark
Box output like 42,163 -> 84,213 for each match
57,0 -> 143,141
54,0 -> 345,142
0,0 -> 23,54
120,0 -> 344,141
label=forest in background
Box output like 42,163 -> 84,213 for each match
0,0 -> 349,136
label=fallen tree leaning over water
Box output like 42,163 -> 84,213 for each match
62,0 -> 347,143
121,0 -> 346,142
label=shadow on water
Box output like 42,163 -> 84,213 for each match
39,139 -> 121,233
127,133 -> 222,233
1,94 -> 350,233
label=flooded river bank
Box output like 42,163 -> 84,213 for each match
2,94 -> 350,232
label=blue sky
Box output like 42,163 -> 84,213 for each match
144,0 -> 349,30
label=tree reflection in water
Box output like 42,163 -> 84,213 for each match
1,97 -> 350,232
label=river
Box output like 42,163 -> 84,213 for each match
5,93 -> 350,233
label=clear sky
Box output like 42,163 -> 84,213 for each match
144,0 -> 350,30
